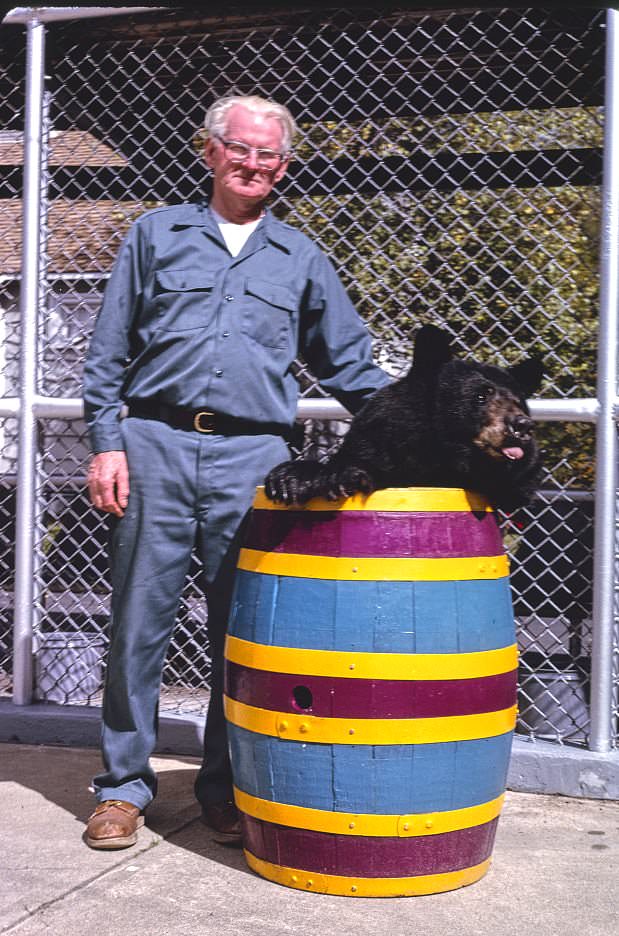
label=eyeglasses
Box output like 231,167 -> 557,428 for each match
213,134 -> 286,169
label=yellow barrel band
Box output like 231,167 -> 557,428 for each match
224,696 -> 518,745
252,486 -> 492,513
234,786 -> 505,837
237,549 -> 509,582
244,851 -> 492,897
225,635 -> 519,680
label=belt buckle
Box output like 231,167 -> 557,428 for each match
193,410 -> 216,433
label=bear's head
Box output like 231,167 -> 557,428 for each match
411,324 -> 543,464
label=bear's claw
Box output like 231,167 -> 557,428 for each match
319,465 -> 375,500
264,460 -> 322,505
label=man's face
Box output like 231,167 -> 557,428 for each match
204,105 -> 289,211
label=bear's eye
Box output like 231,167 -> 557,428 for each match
476,387 -> 494,404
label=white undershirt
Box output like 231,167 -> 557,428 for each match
211,207 -> 262,257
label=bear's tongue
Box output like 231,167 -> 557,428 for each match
502,446 -> 524,460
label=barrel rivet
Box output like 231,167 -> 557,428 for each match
291,875 -> 298,883
425,820 -> 433,829
307,880 -> 314,888
299,723 -> 309,733
351,885 -> 358,893
349,821 -> 356,829
402,822 -> 410,831
349,663 -> 355,670
279,720 -> 288,731
349,728 -> 355,735
352,566 -> 358,573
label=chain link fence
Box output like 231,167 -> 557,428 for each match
1,4 -> 615,746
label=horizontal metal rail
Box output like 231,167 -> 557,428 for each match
2,7 -> 162,25
0,396 -> 606,422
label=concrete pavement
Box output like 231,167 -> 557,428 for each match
1,741 -> 617,936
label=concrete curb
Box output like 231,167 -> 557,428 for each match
1,699 -> 618,799
0,699 -> 204,757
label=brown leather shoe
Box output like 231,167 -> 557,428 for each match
201,801 -> 242,846
85,799 -> 144,850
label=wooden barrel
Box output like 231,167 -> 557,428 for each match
224,487 -> 517,897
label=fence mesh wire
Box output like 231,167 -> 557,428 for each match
0,4 -> 614,744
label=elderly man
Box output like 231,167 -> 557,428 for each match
83,94 -> 389,849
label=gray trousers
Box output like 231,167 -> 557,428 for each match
93,416 -> 289,810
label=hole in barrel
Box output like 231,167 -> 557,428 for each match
292,685 -> 313,711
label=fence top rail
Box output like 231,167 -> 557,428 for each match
2,7 -> 162,26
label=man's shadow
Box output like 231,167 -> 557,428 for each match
0,743 -> 253,875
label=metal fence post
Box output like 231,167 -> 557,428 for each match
13,15 -> 46,705
589,8 -> 619,753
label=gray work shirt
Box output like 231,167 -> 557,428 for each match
83,203 -> 390,453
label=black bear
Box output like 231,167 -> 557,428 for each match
265,324 -> 543,511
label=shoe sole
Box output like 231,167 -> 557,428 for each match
85,815 -> 144,850
199,812 -> 242,846
210,829 -> 242,846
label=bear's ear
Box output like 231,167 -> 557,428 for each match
412,325 -> 453,373
509,357 -> 544,398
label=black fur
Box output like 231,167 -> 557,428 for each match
265,325 -> 543,511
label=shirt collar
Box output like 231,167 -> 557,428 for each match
259,209 -> 292,254
168,202 -> 291,254
168,201 -> 213,230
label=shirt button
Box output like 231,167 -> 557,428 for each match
222,331 -> 230,338
214,369 -> 223,377
224,294 -> 234,302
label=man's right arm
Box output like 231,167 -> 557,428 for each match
83,222 -> 145,515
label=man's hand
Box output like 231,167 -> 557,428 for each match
87,451 -> 130,517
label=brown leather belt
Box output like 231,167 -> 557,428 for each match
127,401 -> 290,437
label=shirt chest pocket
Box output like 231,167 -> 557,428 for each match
153,269 -> 216,332
242,278 -> 298,349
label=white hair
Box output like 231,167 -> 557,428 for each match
204,94 -> 297,153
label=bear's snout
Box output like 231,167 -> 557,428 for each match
474,398 -> 535,460
508,414 -> 534,441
